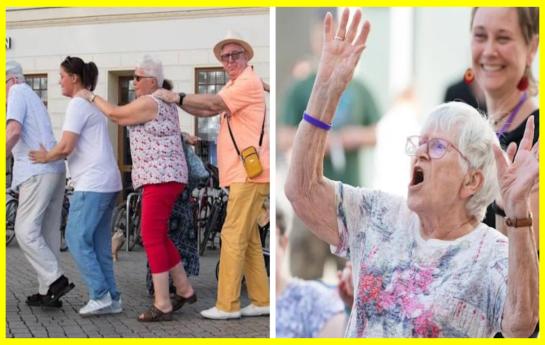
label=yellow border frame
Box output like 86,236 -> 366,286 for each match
2,2 -> 544,342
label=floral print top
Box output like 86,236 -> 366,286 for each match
332,182 -> 508,338
276,278 -> 345,338
128,96 -> 187,189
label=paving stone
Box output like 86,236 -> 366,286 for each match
7,243 -> 269,338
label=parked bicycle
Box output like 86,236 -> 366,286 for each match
189,163 -> 228,256
111,189 -> 142,251
198,187 -> 229,256
5,188 -> 18,246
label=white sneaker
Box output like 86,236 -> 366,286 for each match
79,292 -> 113,316
200,306 -> 241,320
87,298 -> 123,315
241,304 -> 269,317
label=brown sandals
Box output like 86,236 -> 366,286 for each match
172,293 -> 197,312
137,305 -> 173,322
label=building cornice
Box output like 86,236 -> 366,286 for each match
7,7 -> 268,29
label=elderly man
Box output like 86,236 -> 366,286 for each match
154,33 -> 270,320
6,61 -> 75,308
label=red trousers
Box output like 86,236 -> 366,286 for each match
141,182 -> 184,274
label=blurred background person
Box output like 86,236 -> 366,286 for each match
276,209 -> 346,338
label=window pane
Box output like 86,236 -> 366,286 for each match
33,78 -> 40,89
207,85 -> 215,94
198,85 -> 206,94
209,72 -> 216,84
40,77 -> 47,89
42,90 -> 47,100
199,71 -> 207,82
216,72 -> 224,84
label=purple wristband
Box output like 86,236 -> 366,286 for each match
303,112 -> 331,131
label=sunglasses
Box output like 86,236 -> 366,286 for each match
405,135 -> 470,165
133,75 -> 155,82
219,50 -> 245,63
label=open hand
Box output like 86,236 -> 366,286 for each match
316,9 -> 370,98
152,89 -> 180,104
28,144 -> 49,163
493,116 -> 539,218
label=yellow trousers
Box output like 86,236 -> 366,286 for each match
216,182 -> 270,312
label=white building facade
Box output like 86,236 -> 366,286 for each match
7,7 -> 270,188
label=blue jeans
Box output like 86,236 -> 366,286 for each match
66,191 -> 120,301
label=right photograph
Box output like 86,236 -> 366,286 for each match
276,7 -> 539,338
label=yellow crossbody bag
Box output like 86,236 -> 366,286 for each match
226,108 -> 266,179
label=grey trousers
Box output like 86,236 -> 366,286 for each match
15,172 -> 66,295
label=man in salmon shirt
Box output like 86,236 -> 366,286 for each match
153,32 -> 270,320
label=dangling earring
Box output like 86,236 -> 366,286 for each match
463,68 -> 474,85
517,74 -> 529,91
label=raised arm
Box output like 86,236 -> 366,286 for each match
76,89 -> 157,126
285,9 -> 370,246
152,89 -> 228,118
494,117 -> 539,337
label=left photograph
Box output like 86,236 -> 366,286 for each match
5,7 -> 270,338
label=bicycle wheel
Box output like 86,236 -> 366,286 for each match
129,215 -> 142,250
111,204 -> 128,250
200,203 -> 221,256
60,201 -> 70,252
6,199 -> 17,246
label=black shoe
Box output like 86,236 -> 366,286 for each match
26,293 -> 63,308
44,275 -> 75,305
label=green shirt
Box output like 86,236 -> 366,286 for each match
280,73 -> 380,186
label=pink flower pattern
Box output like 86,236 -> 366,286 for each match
128,96 -> 187,189
335,183 -> 509,337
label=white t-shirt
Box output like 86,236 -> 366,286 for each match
332,182 -> 508,338
62,97 -> 121,193
7,83 -> 65,189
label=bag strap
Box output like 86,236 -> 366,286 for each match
226,106 -> 266,156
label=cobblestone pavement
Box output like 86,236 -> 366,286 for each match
6,243 -> 269,338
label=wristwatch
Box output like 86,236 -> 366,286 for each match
178,92 -> 186,106
504,213 -> 532,228
89,93 -> 96,103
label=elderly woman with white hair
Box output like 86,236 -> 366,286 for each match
285,9 -> 538,337
77,55 -> 197,322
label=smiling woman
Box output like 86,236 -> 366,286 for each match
284,8 -> 538,338
469,8 -> 539,255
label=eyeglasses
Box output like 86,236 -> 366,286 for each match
405,135 -> 471,165
219,50 -> 245,63
133,75 -> 155,82
6,77 -> 15,84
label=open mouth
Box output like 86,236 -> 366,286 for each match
411,166 -> 424,186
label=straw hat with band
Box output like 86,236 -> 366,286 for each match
213,32 -> 254,62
